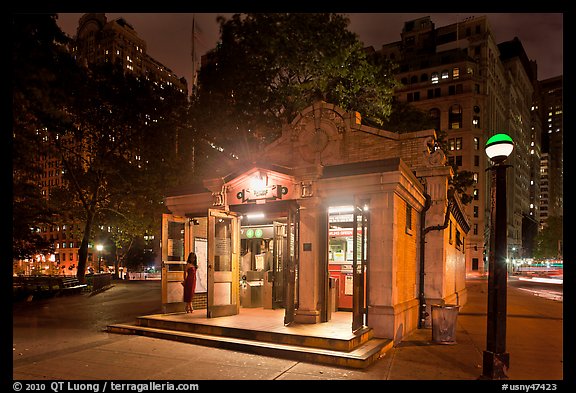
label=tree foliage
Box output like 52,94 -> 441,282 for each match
46,62 -> 189,282
534,215 -> 563,259
433,129 -> 475,205
192,13 -> 398,165
12,13 -> 74,260
380,100 -> 436,133
13,14 -> 190,281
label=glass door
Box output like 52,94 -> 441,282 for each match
352,205 -> 369,332
284,204 -> 299,325
161,213 -> 190,313
272,221 -> 285,309
207,209 -> 240,318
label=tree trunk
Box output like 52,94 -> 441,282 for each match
76,210 -> 95,284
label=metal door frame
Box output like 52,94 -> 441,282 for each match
352,204 -> 369,333
207,209 -> 240,318
272,221 -> 285,309
284,203 -> 299,325
160,213 -> 192,313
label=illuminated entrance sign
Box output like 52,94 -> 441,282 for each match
237,184 -> 288,203
241,226 -> 273,240
245,228 -> 265,238
227,168 -> 295,205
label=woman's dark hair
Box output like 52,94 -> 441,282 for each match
187,252 -> 198,267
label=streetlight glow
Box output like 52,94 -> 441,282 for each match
485,133 -> 514,164
481,131 -> 514,379
96,244 -> 103,273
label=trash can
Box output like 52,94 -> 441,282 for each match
431,304 -> 460,344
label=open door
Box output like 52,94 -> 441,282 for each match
207,209 -> 240,318
352,205 -> 369,332
283,204 -> 299,325
161,213 -> 191,313
272,221 -> 285,309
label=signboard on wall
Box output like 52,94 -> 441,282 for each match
226,168 -> 296,205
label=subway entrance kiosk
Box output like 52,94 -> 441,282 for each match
161,168 -> 300,325
160,162 -> 368,332
160,101 -> 465,342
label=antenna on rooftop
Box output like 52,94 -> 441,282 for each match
191,15 -> 197,97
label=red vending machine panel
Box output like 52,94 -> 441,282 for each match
328,264 -> 353,310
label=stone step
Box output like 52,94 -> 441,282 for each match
107,323 -> 393,369
134,313 -> 373,352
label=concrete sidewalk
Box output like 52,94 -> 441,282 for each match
12,278 -> 563,382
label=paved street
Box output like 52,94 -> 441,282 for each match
11,277 -> 565,383
12,280 -> 163,367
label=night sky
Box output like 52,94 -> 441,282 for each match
56,13 -> 563,93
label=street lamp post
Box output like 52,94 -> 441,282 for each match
481,133 -> 514,379
96,244 -> 103,273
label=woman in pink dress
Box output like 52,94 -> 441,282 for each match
183,252 -> 198,313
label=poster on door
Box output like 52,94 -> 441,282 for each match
194,238 -> 208,293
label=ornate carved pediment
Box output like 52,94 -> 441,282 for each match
290,102 -> 346,165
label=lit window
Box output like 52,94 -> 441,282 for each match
453,67 -> 460,79
441,70 -> 449,79
431,72 -> 439,84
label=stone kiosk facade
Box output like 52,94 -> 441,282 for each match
164,101 -> 469,343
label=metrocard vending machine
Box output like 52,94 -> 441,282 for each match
328,263 -> 353,310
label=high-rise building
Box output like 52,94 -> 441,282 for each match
537,76 -> 563,228
72,13 -> 188,95
32,13 -> 187,276
376,15 -> 541,274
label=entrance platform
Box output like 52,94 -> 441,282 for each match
107,308 -> 392,369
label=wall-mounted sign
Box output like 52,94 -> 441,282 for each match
329,228 -> 363,237
329,214 -> 354,223
236,184 -> 289,203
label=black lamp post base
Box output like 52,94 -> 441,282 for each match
480,350 -> 510,379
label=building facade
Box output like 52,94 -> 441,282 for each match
27,13 -> 188,277
161,101 -> 469,342
537,76 -> 563,229
73,13 -> 188,95
377,16 -> 541,273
